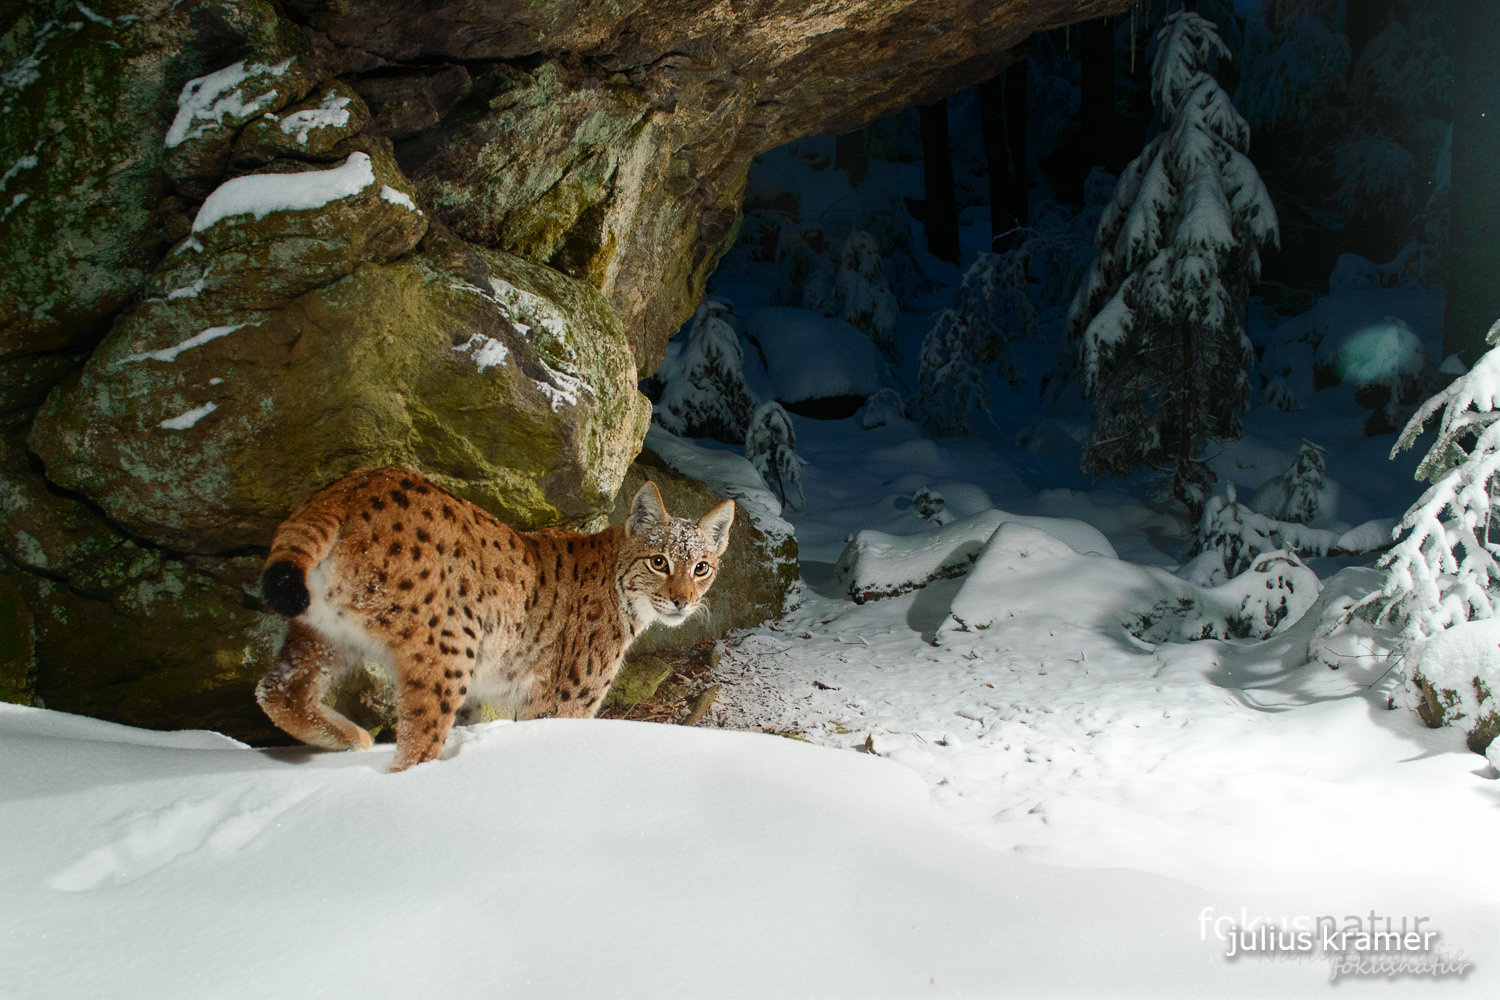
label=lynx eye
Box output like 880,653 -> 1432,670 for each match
649,555 -> 669,572
694,561 -> 710,577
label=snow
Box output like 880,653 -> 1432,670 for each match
121,322 -> 251,364
1411,619 -> 1500,734
1335,518 -> 1398,554
269,88 -> 351,146
0,154 -> 38,192
833,508 -> 1116,603
451,333 -> 508,372
746,307 -> 887,404
533,370 -> 584,412
379,184 -> 420,213
158,402 -> 217,431
165,276 -> 205,300
2,703 -> 1403,999
165,58 -> 295,149
192,152 -> 376,232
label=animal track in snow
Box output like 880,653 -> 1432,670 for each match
50,786 -> 313,892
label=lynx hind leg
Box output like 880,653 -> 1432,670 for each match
390,652 -> 471,773
256,621 -> 373,752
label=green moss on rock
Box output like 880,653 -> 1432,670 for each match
604,655 -> 672,707
0,0 -> 289,370
31,248 -> 649,550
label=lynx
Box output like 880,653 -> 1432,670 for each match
255,466 -> 733,771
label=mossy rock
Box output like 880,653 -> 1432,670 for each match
1412,669 -> 1500,756
164,52 -> 318,198
609,448 -> 798,655
0,427 -> 287,738
604,655 -> 672,707
231,79 -> 375,166
0,568 -> 37,706
149,139 -> 428,312
30,248 -> 649,551
0,0 -> 290,383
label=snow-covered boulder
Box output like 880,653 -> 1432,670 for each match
938,525 -> 1319,645
1131,551 -> 1322,643
860,388 -> 906,428
1409,619 -> 1500,754
833,509 -> 1115,604
745,307 -> 887,419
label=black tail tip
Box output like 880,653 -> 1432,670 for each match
261,560 -> 310,618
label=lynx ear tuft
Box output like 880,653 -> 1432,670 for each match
627,481 -> 668,536
699,500 -> 734,555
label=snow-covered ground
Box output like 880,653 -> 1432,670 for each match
6,52 -> 1484,997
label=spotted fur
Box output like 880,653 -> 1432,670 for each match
255,467 -> 733,771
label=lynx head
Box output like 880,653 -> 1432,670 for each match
621,481 -> 734,627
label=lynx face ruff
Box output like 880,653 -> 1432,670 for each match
256,467 -> 733,771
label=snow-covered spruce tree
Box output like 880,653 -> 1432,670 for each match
1282,438 -> 1326,524
1348,322 -> 1500,749
745,400 -> 806,511
1196,484 -> 1276,578
1355,324 -> 1500,642
912,239 -> 1038,435
1068,11 -> 1279,515
833,232 -> 900,362
654,297 -> 759,444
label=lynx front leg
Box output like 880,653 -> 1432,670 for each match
550,654 -> 610,719
256,621 -> 372,751
390,651 -> 472,772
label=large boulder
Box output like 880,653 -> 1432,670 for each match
0,424 -> 287,740
29,246 -> 650,550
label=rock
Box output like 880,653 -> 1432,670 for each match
604,655 -> 673,708
0,425 -> 288,740
30,249 -> 650,551
231,78 -> 375,166
279,0 -> 1126,371
0,568 -> 36,706
164,52 -> 320,198
354,64 -> 473,141
152,142 -> 429,312
0,0 -> 290,408
609,443 -> 798,656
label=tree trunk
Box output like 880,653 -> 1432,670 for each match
978,75 -> 1008,250
1345,0 -> 1396,68
919,98 -> 961,265
1080,16 -> 1116,176
1175,322 -> 1198,516
1004,58 -> 1028,231
1445,0 -> 1500,365
835,126 -> 870,187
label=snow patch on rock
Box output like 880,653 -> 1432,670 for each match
192,152 -> 375,232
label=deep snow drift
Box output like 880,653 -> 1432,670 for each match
0,704 -> 1362,1000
